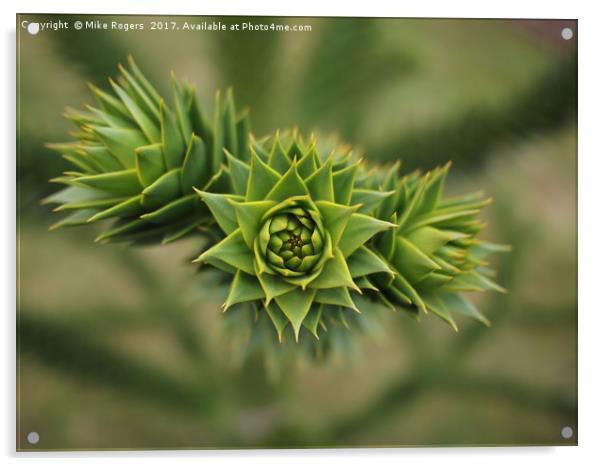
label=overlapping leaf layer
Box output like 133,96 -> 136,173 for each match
45,56 -> 250,244
359,162 -> 510,331
47,59 -> 508,353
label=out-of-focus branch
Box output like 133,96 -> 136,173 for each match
18,312 -> 219,416
373,54 -> 577,171
444,372 -> 576,418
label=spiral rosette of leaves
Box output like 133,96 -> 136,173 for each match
362,162 -> 510,329
44,56 -> 250,244
194,131 -> 397,342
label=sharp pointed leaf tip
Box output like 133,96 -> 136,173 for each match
192,187 -> 206,199
191,252 -> 206,264
93,234 -> 105,243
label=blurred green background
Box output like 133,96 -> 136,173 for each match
17,15 -> 577,449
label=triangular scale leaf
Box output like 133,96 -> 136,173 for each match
417,272 -> 453,290
49,209 -> 98,230
332,161 -> 359,205
339,213 -> 396,258
118,63 -> 161,120
126,56 -> 162,106
354,276 -> 379,292
202,166 -> 231,194
110,78 -> 160,143
86,103 -> 132,129
397,174 -> 429,231
74,169 -> 142,196
81,145 -> 124,172
42,185 -> 110,206
235,111 -> 251,162
309,248 -> 358,291
315,287 -> 358,311
224,270 -> 265,310
181,134 -> 209,191
188,93 -> 213,150
225,149 -> 250,196
87,195 -> 143,222
406,226 -> 455,256
160,100 -> 186,170
140,194 -> 199,224
391,236 -> 441,283
347,246 -> 393,278
52,196 -> 126,212
268,136 -> 292,174
221,88 -> 238,156
375,212 -> 397,260
264,302 -> 289,343
442,271 -> 507,294
420,164 -> 450,212
194,229 -> 254,275
390,272 -> 426,312
305,158 -> 334,202
246,149 -> 280,201
91,126 -> 146,168
135,143 -> 166,187
171,73 -> 193,143
231,199 -> 277,249
195,190 -> 241,235
141,168 -> 181,209
468,241 -> 512,260
297,148 -> 318,179
441,293 -> 491,326
89,83 -> 132,122
255,263 -> 297,303
266,163 -> 309,202
274,287 -> 317,341
161,219 -> 205,244
351,189 -> 395,214
315,201 -> 357,247
408,209 -> 480,232
302,304 -> 323,339
423,295 -> 458,331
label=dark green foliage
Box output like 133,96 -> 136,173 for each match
44,59 -> 250,244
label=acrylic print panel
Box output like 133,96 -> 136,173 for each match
16,14 -> 577,450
